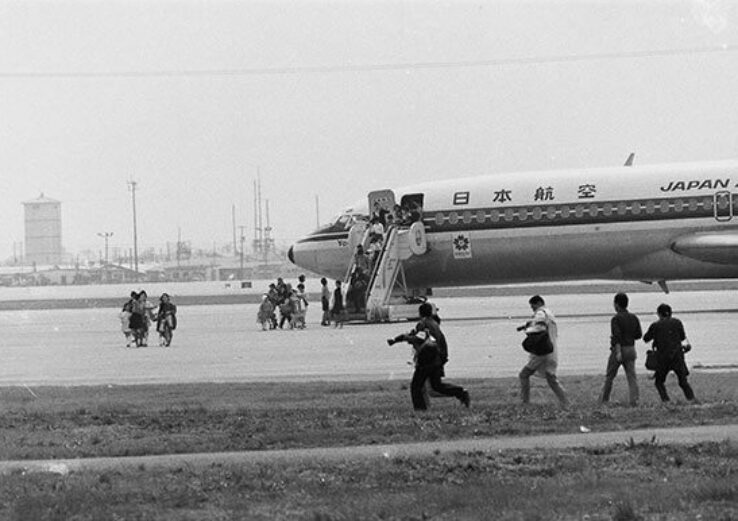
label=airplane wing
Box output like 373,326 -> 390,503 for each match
671,232 -> 738,265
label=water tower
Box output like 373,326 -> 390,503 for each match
23,193 -> 62,266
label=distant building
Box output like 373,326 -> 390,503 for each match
23,193 -> 62,266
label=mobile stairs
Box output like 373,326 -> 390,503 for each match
343,221 -> 428,323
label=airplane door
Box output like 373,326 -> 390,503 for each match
368,190 -> 395,219
714,191 -> 733,222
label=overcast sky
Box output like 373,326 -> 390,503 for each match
0,0 -> 736,260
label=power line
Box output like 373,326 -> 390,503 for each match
0,44 -> 736,79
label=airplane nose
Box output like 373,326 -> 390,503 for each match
287,239 -> 324,275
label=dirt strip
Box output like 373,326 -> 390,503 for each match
1,424 -> 736,476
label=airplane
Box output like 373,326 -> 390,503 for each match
288,158 -> 738,320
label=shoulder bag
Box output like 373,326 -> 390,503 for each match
522,330 -> 554,356
644,349 -> 658,371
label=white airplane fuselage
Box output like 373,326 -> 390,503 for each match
289,160 -> 738,289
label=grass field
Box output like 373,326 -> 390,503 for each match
0,372 -> 736,519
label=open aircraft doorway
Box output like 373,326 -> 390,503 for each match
400,193 -> 424,223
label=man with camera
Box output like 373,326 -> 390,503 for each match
387,302 -> 470,411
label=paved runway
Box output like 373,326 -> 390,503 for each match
1,291 -> 737,386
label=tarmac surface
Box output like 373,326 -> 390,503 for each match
2,290 -> 738,384
2,423 -> 736,476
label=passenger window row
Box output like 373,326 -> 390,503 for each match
431,196 -> 730,226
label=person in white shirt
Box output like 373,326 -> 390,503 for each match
518,295 -> 569,408
294,283 -> 309,329
320,277 -> 331,326
369,216 -> 384,242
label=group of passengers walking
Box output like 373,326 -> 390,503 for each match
257,275 -> 310,330
120,290 -> 178,347
256,275 -> 368,330
388,292 -> 696,411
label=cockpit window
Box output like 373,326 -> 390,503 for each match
334,213 -> 368,229
313,212 -> 368,234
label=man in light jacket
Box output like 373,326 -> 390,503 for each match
518,295 -> 569,408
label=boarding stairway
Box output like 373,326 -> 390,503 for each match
343,221 -> 428,322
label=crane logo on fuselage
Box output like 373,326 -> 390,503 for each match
452,233 -> 472,259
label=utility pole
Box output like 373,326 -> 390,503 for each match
97,232 -> 113,283
238,225 -> 247,280
252,178 -> 260,254
257,168 -> 263,252
177,227 -> 182,267
127,180 -> 139,277
211,241 -> 216,277
264,199 -> 272,265
231,204 -> 237,258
